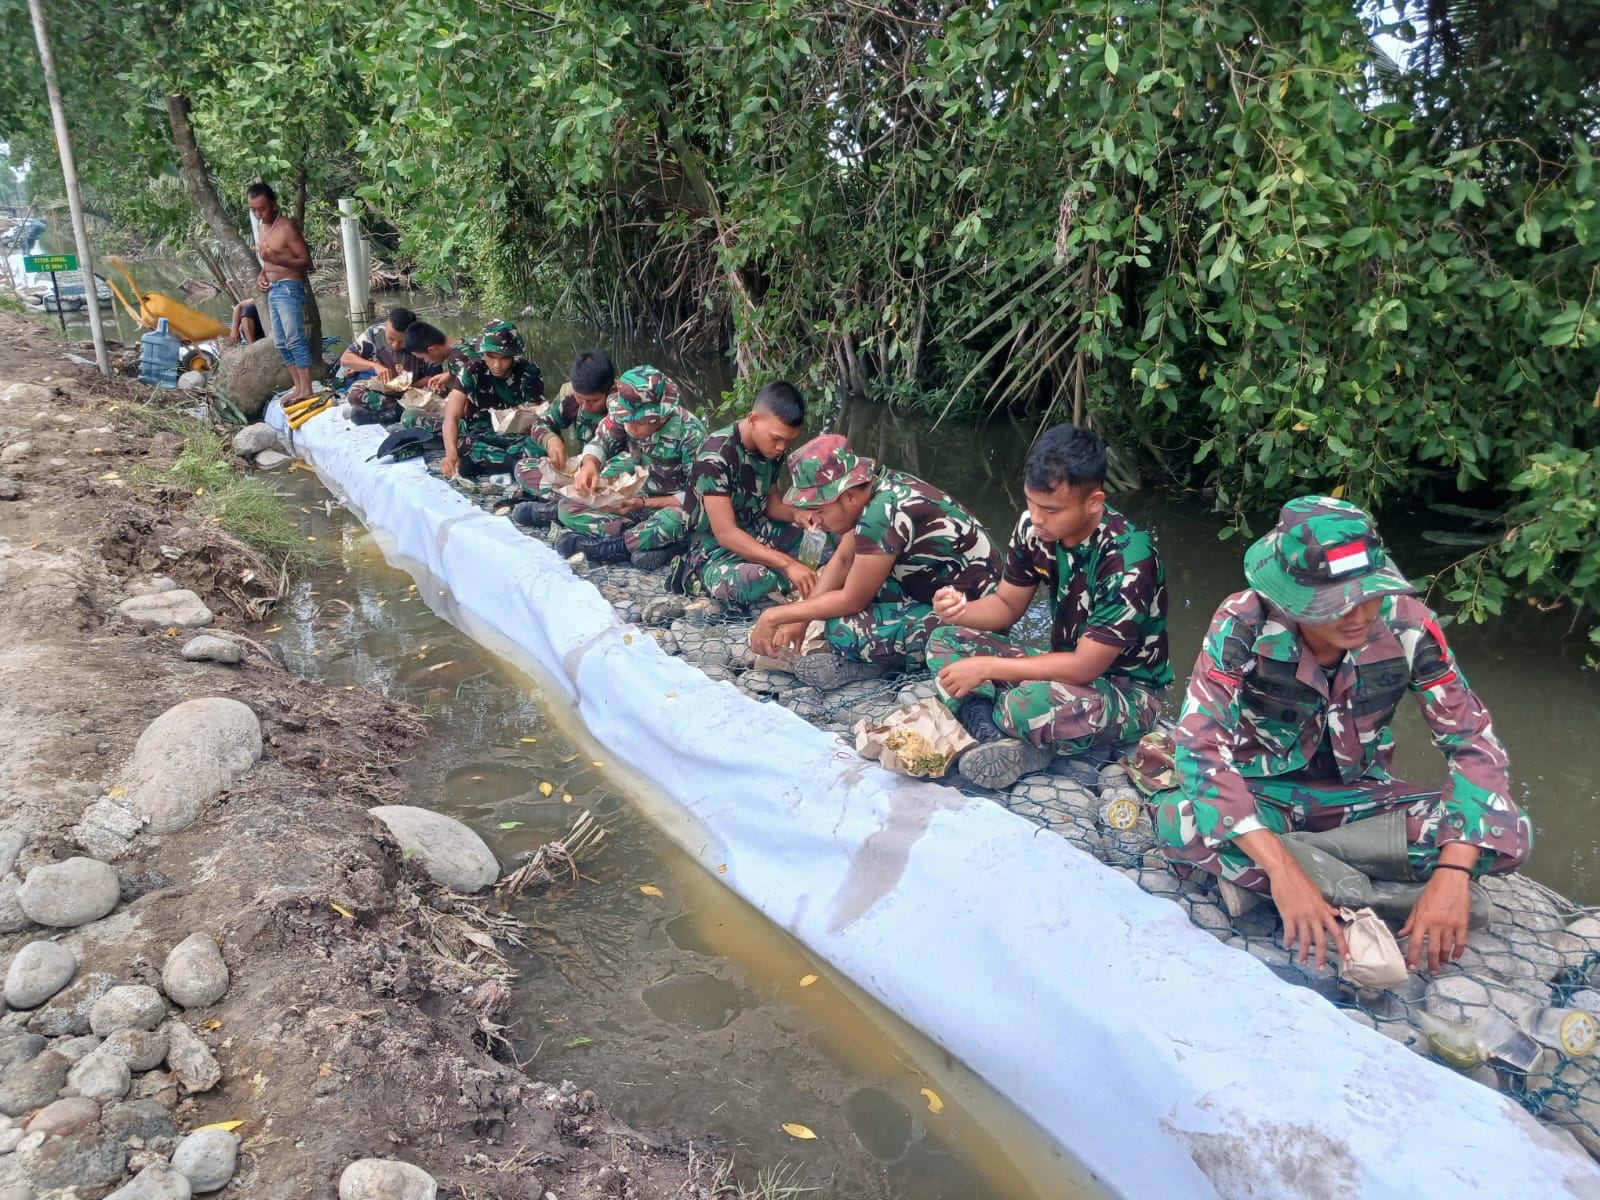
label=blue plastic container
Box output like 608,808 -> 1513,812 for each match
139,317 -> 181,389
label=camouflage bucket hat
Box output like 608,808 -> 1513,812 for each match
608,365 -> 678,424
1244,495 -> 1415,623
477,320 -> 525,358
783,433 -> 877,508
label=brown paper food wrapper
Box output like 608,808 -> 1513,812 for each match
852,698 -> 977,779
545,464 -> 650,511
490,401 -> 551,435
398,386 -> 446,416
747,620 -> 828,672
1336,906 -> 1410,989
371,369 -> 414,395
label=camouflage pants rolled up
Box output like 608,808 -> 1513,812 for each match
348,381 -> 403,422
823,589 -> 939,669
556,500 -> 690,552
924,627 -> 1164,757
399,410 -> 527,473
680,519 -> 806,605
1147,777 -> 1535,894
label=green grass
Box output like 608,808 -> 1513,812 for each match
709,1159 -> 824,1199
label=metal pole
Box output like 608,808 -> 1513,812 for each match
27,0 -> 109,375
49,269 -> 64,332
337,197 -> 369,328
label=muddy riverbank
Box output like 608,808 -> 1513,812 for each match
0,311 -> 747,1198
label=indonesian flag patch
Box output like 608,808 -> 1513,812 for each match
1325,540 -> 1372,577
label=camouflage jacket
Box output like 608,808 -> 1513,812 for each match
1002,507 -> 1172,690
536,382 -> 606,446
452,356 -> 545,417
686,422 -> 783,537
853,467 -> 1000,604
1172,589 -> 1522,856
581,405 -> 708,502
347,320 -> 387,363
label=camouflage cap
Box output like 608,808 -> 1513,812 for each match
1244,495 -> 1415,623
608,365 -> 679,424
477,320 -> 525,358
783,434 -> 877,508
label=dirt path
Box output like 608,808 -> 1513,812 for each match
0,310 -> 729,1198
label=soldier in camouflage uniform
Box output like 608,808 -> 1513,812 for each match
672,381 -> 815,605
750,434 -> 1000,688
346,315 -> 467,425
925,425 -> 1172,790
552,365 -> 706,570
399,320 -> 543,478
1147,496 -> 1532,973
510,351 -> 616,529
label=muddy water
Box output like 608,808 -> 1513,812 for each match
264,470 -> 1094,1199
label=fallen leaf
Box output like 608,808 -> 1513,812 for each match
591,760 -> 605,767
717,863 -> 727,873
781,1123 -> 818,1140
540,781 -> 554,797
519,737 -> 538,744
497,821 -> 523,830
639,885 -> 664,898
265,625 -> 283,634
108,787 -> 126,798
377,599 -> 387,606
920,1087 -> 944,1114
193,1119 -> 243,1133
99,471 -> 120,480
329,902 -> 355,920
318,1063 -> 333,1077
563,1036 -> 594,1048
164,627 -> 179,637
563,794 -> 573,804
624,633 -> 633,645
344,686 -> 355,691
427,661 -> 455,672
1331,484 -> 1347,499
560,753 -> 579,764
200,1019 -> 223,1031
799,974 -> 818,988
1292,421 -> 1309,432
194,487 -> 205,496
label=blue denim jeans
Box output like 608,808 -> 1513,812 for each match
266,279 -> 311,369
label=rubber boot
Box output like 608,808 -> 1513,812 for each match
510,500 -> 557,529
956,697 -> 1005,745
583,534 -> 631,564
631,542 -> 685,572
348,405 -> 385,426
1284,811 -> 1412,881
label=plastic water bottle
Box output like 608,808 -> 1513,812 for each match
139,317 -> 181,389
797,527 -> 827,569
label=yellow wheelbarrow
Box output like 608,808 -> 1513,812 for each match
105,258 -> 231,375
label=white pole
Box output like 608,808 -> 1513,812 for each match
337,198 -> 369,328
27,0 -> 108,376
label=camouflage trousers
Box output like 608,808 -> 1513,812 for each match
555,499 -> 690,552
513,446 -> 560,499
1147,776 -> 1534,894
400,410 -> 527,473
925,627 -> 1164,757
348,380 -> 403,422
678,519 -> 806,605
822,584 -> 940,669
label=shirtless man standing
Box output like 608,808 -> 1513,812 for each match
247,182 -> 315,401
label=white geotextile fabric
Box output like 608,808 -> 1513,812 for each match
269,403 -> 1600,1198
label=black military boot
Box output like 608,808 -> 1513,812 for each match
631,542 -> 685,572
510,499 -> 558,529
583,535 -> 632,564
553,530 -> 583,558
348,404 -> 385,426
956,696 -> 1006,744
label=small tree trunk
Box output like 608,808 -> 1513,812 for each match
293,161 -> 307,230
165,94 -> 257,292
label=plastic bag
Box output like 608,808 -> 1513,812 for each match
853,699 -> 977,780
371,369 -> 414,395
1337,906 -> 1409,989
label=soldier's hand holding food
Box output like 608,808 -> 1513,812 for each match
544,435 -> 568,471
573,459 -> 601,495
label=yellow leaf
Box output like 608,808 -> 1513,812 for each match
377,599 -> 387,606
195,487 -> 205,496
1394,362 -> 1403,377
1197,362 -> 1207,380
1331,484 -> 1346,499
540,781 -> 554,797
519,736 -> 538,744
799,974 -> 818,988
265,626 -> 282,634
624,633 -> 633,645
306,536 -> 317,542
1292,421 -> 1309,432
109,787 -> 126,798
920,1087 -> 944,1114
563,794 -> 573,804
329,902 -> 355,920
591,761 -> 605,768
717,863 -> 727,873
639,885 -> 664,898
193,1119 -> 243,1133
781,1123 -> 818,1140
100,472 -> 120,480
164,627 -> 179,637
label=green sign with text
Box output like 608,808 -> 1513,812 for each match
23,253 -> 78,272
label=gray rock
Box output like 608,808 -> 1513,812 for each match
215,338 -> 294,419
0,1049 -> 68,1116
26,972 -> 117,1037
369,806 -> 499,893
101,1028 -> 168,1072
177,370 -> 208,391
161,935 -> 228,1009
640,596 -> 685,627
0,1032 -> 46,1075
3,941 -> 77,1008
0,829 -> 27,878
125,575 -> 180,597
0,878 -> 27,934
101,1098 -> 178,1143
161,1021 -> 220,1093
70,798 -> 146,862
25,1095 -> 100,1137
0,440 -> 32,466
107,1164 -> 194,1200
17,858 -> 120,928
0,477 -> 19,502
171,1128 -> 238,1192
1425,974 -> 1491,1023
66,1050 -> 131,1102
90,986 -> 166,1036
252,449 -> 291,471
26,1132 -> 127,1192
116,591 -> 214,629
180,636 -> 241,666
121,698 -> 262,834
52,1035 -> 103,1064
338,1159 -> 439,1200
0,1128 -> 20,1155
